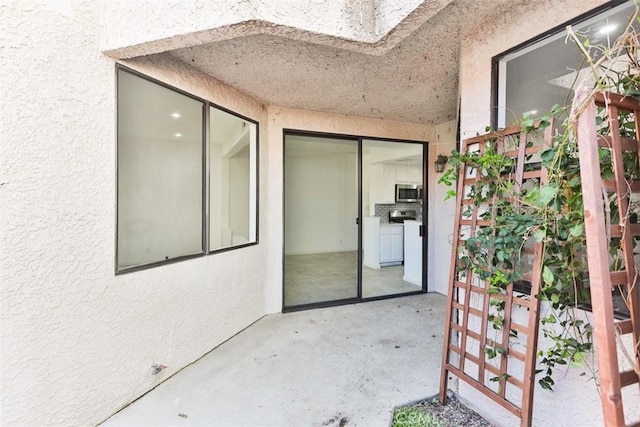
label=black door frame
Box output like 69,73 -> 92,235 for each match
282,129 -> 429,312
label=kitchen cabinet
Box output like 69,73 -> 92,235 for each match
369,162 -> 423,206
396,164 -> 422,184
363,218 -> 404,268
379,224 -> 404,264
369,164 -> 396,205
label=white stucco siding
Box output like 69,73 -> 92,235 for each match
100,0 -> 454,58
457,0 -> 639,425
428,120 -> 457,296
459,0 -> 609,137
0,3 -> 268,425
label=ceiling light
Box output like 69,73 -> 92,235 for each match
524,109 -> 537,116
599,24 -> 617,35
174,133 -> 182,138
171,112 -> 181,118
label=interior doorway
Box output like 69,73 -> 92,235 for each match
283,131 -> 427,311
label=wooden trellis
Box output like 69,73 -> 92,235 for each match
575,88 -> 640,427
440,89 -> 640,427
439,123 -> 553,426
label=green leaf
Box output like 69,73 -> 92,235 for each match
538,185 -> 558,206
539,378 -> 553,391
533,229 -> 546,242
485,346 -> 497,359
571,351 -> 586,368
540,148 -> 555,163
542,266 -> 554,285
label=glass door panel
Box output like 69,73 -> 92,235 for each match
361,139 -> 424,298
284,134 -> 359,308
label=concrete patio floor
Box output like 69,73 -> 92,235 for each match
101,293 -> 448,427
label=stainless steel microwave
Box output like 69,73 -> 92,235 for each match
395,183 -> 422,203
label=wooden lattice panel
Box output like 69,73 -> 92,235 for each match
439,124 -> 553,427
576,89 -> 640,427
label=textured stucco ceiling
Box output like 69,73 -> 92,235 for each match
163,0 -> 517,125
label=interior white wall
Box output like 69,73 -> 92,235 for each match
229,149 -> 251,243
210,144 -> 224,248
117,134 -> 202,267
264,106 -> 432,313
210,112 -> 257,249
456,0 -> 640,425
0,3 -> 269,425
284,150 -> 358,255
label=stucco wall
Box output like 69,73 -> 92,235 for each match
100,0 -> 453,58
457,0 -> 639,425
1,2 -> 445,425
428,120 -> 457,296
0,2 -> 269,425
458,0 -> 609,138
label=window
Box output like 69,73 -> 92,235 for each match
494,1 -> 636,128
209,107 -> 257,251
116,67 -> 258,273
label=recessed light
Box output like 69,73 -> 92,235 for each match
171,112 -> 181,118
599,24 -> 617,35
174,133 -> 182,138
525,109 -> 537,115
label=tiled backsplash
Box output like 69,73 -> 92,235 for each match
374,203 -> 423,223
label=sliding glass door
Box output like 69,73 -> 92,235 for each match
283,132 -> 426,310
361,139 -> 424,298
284,134 -> 359,308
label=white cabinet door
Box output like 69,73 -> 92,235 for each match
396,164 -> 409,183
381,164 -> 397,203
370,163 -> 395,205
409,165 -> 423,184
397,164 -> 423,184
391,228 -> 404,261
379,233 -> 393,262
379,226 -> 393,262
380,225 -> 403,263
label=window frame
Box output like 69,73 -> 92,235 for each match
488,0 -> 632,301
490,0 -> 630,130
115,65 -> 259,275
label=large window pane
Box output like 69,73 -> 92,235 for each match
284,134 -> 359,307
362,139 -> 424,298
117,69 -> 204,270
496,1 -> 636,128
209,107 -> 258,251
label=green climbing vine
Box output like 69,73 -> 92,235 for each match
440,3 -> 639,391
